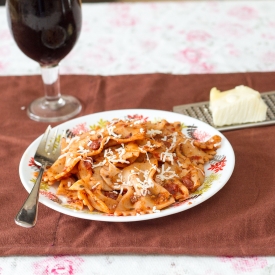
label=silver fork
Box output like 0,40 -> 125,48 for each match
15,125 -> 61,228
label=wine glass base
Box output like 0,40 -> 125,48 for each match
27,95 -> 82,123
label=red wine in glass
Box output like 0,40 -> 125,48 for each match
6,0 -> 82,122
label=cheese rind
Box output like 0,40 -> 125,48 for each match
209,85 -> 267,127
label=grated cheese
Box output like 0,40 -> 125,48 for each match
133,119 -> 144,125
58,152 -> 68,160
91,182 -> 101,189
156,164 -> 178,181
168,132 -> 178,150
152,206 -> 160,213
146,129 -> 162,137
160,150 -> 175,164
104,146 -> 130,165
214,142 -> 221,148
139,140 -> 158,153
83,157 -> 93,164
104,136 -> 111,145
63,136 -> 80,151
91,159 -> 106,168
106,125 -> 122,138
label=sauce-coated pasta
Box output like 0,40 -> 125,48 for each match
43,117 -> 221,216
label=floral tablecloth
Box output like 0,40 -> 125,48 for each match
1,1 -> 275,274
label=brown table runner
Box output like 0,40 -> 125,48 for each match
1,72 -> 275,256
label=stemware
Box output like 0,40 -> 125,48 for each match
6,0 -> 82,122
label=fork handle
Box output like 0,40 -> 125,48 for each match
15,163 -> 47,228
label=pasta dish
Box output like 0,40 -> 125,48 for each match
43,117 -> 222,216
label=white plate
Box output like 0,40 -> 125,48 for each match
19,109 -> 235,222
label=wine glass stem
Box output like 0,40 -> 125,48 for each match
40,64 -> 65,110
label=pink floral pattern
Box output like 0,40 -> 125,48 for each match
71,123 -> 89,135
39,190 -> 60,203
177,48 -> 209,64
208,157 -> 227,173
262,51 -> 275,69
127,114 -> 148,121
216,22 -> 252,38
28,157 -> 40,169
227,6 -> 258,20
33,256 -> 84,275
220,256 -> 268,273
186,30 -> 212,42
1,1 -> 275,76
192,129 -> 212,142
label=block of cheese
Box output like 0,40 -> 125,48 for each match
209,85 -> 267,127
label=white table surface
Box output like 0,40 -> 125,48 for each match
1,1 -> 275,274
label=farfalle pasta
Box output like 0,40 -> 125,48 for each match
43,117 -> 222,216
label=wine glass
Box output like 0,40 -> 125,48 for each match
6,0 -> 82,122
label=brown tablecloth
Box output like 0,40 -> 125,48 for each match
1,72 -> 275,256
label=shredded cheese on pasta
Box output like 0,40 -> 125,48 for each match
44,118 -> 222,216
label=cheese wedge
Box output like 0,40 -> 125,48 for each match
209,85 -> 267,127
